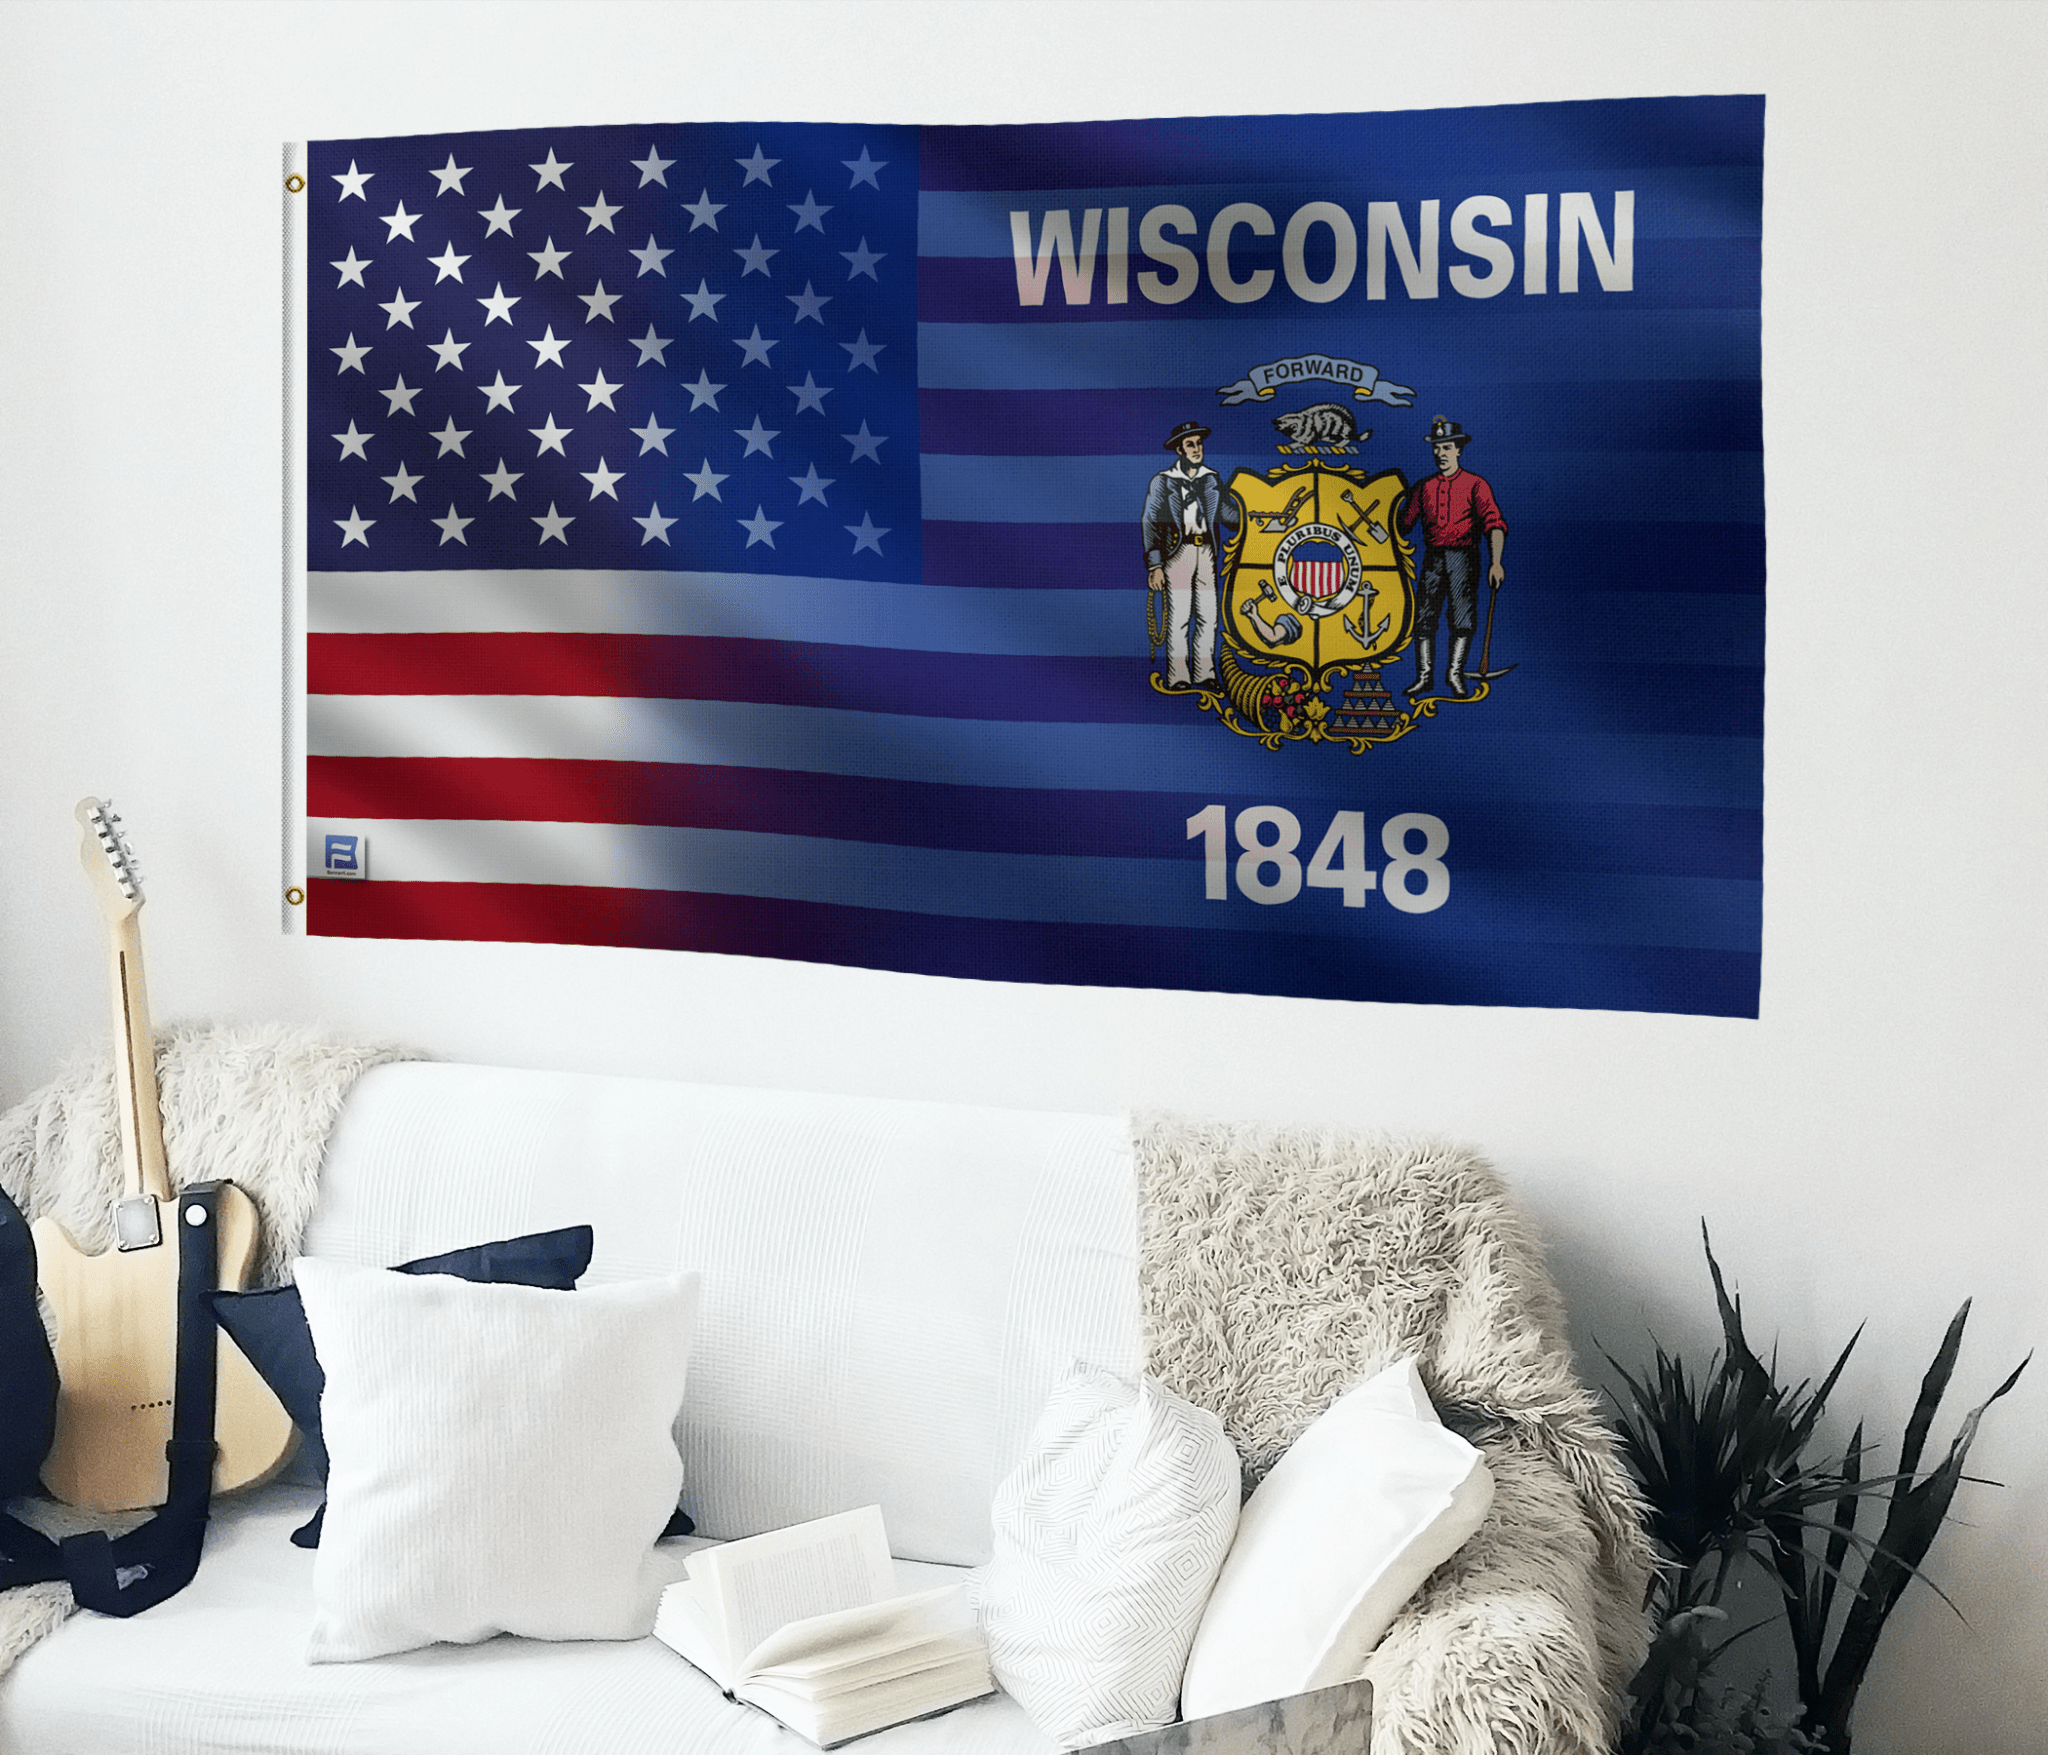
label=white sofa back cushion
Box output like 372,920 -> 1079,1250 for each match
303,1063 -> 1142,1566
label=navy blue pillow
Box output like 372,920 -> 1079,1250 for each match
1,1187 -> 63,1586
0,1187 -> 57,1498
215,1226 -> 609,1547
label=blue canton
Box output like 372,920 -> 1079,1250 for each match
306,123 -> 920,580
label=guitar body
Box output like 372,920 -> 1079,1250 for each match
34,1187 -> 297,1511
35,799 -> 297,1512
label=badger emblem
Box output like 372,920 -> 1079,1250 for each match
1271,403 -> 1370,454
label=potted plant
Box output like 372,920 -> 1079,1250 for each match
1608,1227 -> 2027,1755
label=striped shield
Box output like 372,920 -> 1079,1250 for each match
1290,554 -> 1346,600
1219,464 -> 1415,690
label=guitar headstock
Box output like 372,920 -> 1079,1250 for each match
76,797 -> 145,922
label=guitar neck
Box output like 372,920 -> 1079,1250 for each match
105,910 -> 170,1205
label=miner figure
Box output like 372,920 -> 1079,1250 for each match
1396,417 -> 1507,698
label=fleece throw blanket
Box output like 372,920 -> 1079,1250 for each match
0,1022 -> 414,1676
1134,1116 -> 1656,1755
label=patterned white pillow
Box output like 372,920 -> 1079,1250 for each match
296,1256 -> 700,1663
1178,1356 -> 1495,1719
981,1366 -> 1239,1747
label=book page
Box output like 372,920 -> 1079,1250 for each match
651,1578 -> 737,1692
742,1648 -> 996,1749
755,1627 -> 985,1699
744,1584 -> 971,1680
691,1505 -> 896,1666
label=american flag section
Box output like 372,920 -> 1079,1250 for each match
304,99 -> 1765,1016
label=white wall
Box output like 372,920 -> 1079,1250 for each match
3,3 -> 2043,1746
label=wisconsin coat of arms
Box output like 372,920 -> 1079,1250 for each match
1145,379 -> 1513,752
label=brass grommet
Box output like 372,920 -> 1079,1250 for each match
285,173 -> 307,194
285,885 -> 306,906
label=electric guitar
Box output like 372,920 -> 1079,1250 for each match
33,798 -> 296,1511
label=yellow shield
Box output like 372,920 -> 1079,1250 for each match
1221,463 -> 1413,679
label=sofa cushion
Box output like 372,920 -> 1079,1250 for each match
980,1367 -> 1239,1748
214,1225 -> 596,1547
301,1064 -> 1143,1566
0,1481 -> 1058,1754
295,1257 -> 700,1662
213,1224 -> 593,1481
1177,1356 -> 1494,1719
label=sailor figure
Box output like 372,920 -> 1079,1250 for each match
1142,421 -> 1235,689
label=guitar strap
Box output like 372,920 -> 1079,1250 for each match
57,1182 -> 227,1616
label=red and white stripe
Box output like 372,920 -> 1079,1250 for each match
1291,558 -> 1345,599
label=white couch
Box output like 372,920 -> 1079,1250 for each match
4,1060 -> 1138,1754
1,1052 -> 1648,1755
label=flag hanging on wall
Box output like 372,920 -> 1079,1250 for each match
299,95 -> 1764,1016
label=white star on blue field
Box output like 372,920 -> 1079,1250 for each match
308,124 -> 918,580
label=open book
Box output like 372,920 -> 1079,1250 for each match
652,1505 -> 995,1748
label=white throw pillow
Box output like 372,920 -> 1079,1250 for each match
981,1366 -> 1240,1748
1178,1356 -> 1494,1720
295,1255 -> 700,1663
